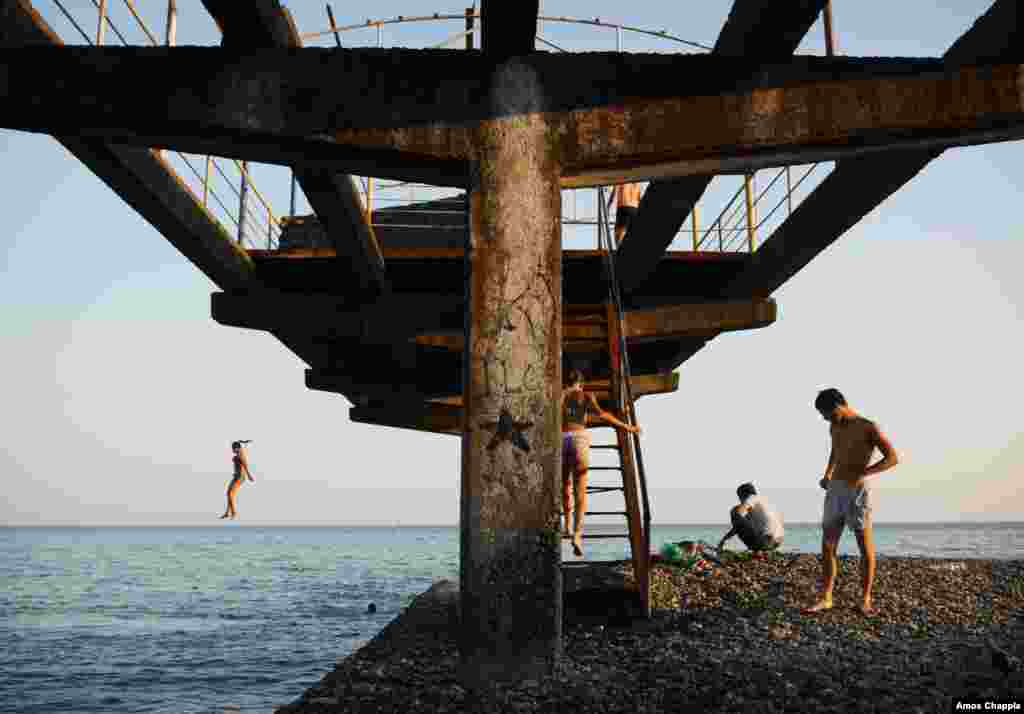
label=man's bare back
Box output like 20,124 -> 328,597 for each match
615,183 -> 642,207
829,416 -> 878,485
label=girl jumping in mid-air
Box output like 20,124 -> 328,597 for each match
220,440 -> 254,519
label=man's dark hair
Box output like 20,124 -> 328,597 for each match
814,388 -> 846,414
566,368 -> 585,386
737,482 -> 757,501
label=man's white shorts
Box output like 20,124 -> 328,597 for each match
822,480 -> 873,537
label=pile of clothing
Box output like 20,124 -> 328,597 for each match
654,540 -> 719,574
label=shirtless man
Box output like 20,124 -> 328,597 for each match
613,183 -> 642,245
803,389 -> 898,615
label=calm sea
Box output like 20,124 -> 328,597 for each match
2,523 -> 1021,714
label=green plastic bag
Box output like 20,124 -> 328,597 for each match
660,542 -> 682,562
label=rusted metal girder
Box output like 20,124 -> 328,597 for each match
201,0 -> 387,296
0,0 -> 343,378
331,61 -> 1024,187
211,290 -> 464,342
0,0 -> 256,291
5,50 -> 1024,185
720,0 -> 1024,301
347,373 -> 679,437
460,59 -> 563,691
350,400 -> 464,436
413,298 -> 776,350
480,0 -> 538,60
615,0 -> 826,293
212,292 -> 773,344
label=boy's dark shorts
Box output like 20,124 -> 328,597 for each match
615,205 -> 638,229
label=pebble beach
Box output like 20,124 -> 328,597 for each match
276,552 -> 1024,713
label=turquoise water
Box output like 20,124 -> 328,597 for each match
1,523 -> 1021,713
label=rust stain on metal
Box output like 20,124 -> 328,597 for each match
330,64 -> 1024,178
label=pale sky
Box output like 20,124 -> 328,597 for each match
1,0 -> 1021,526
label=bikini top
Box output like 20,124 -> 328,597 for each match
564,393 -> 591,425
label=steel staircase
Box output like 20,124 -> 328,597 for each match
561,188 -> 652,617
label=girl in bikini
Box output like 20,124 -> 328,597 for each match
561,369 -> 640,557
220,440 -> 254,520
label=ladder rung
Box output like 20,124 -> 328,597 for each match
589,444 -> 621,450
585,511 -> 628,516
561,532 -> 629,540
587,486 -> 624,493
562,559 -> 634,569
581,533 -> 629,540
587,466 -> 623,471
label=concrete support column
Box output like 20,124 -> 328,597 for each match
460,58 -> 563,691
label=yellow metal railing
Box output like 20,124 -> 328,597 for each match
689,163 -> 823,253
48,0 -> 283,250
41,2 -> 839,254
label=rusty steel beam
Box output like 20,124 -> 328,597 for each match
480,0 -> 538,59
213,291 -> 772,345
211,290 -> 464,341
0,0 -> 339,376
714,0 -> 827,58
201,0 -> 387,296
615,0 -> 825,294
306,369 -> 460,401
0,0 -> 256,291
413,298 -> 776,350
720,0 -> 1024,302
201,0 -> 298,48
350,401 -> 464,436
348,372 -> 679,437
6,49 -> 1024,186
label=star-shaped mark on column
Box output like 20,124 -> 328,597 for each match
479,407 -> 533,453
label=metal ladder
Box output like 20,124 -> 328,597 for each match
561,188 -> 652,617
